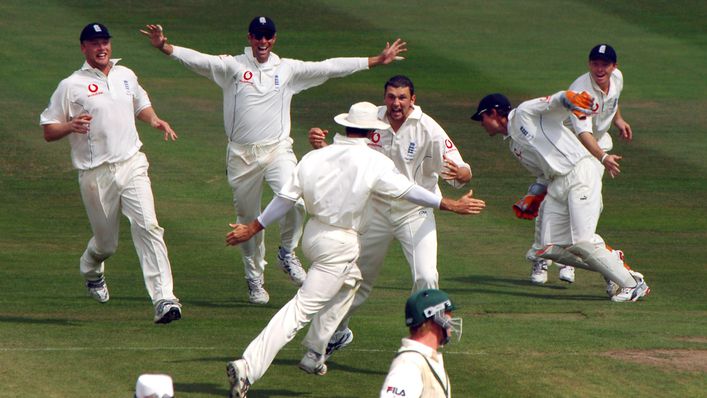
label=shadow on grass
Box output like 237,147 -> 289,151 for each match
0,315 -> 80,326
174,382 -> 309,398
446,275 -> 606,301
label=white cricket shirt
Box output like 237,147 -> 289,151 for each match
277,134 -> 414,231
380,338 -> 450,398
368,105 -> 470,220
171,46 -> 368,145
40,60 -> 151,170
507,92 -> 592,180
568,68 -> 624,151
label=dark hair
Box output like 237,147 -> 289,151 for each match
345,127 -> 371,136
384,75 -> 414,96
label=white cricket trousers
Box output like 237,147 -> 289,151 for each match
78,151 -> 177,304
242,219 -> 362,383
227,138 -> 305,280
330,202 -> 437,338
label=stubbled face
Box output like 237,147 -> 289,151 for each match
81,38 -> 112,72
248,33 -> 276,63
480,111 -> 505,136
384,86 -> 416,124
588,59 -> 616,90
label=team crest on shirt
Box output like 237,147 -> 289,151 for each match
405,142 -> 417,161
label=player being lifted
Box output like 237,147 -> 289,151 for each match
515,44 -> 638,296
470,90 -> 649,302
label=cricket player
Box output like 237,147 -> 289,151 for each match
308,75 -> 472,359
470,91 -> 649,302
380,289 -> 461,398
40,22 -> 181,324
140,18 -> 407,304
520,44 -> 634,290
223,102 -> 485,398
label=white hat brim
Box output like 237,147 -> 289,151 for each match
334,113 -> 390,130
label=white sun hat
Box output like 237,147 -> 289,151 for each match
334,102 -> 390,130
135,374 -> 174,398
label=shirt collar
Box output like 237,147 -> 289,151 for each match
243,47 -> 280,69
400,337 -> 438,359
333,133 -> 372,146
80,58 -> 121,73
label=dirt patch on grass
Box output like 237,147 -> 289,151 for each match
605,349 -> 707,373
674,336 -> 707,344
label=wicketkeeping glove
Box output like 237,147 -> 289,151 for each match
513,193 -> 546,219
561,90 -> 594,119
512,183 -> 547,220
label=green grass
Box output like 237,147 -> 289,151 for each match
1,0 -> 706,397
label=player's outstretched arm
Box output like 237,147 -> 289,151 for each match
140,24 -> 174,55
440,190 -> 486,215
368,38 -> 407,67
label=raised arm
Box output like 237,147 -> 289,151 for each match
368,39 -> 407,67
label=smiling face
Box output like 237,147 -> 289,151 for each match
81,38 -> 112,74
384,85 -> 416,128
588,59 -> 616,92
248,32 -> 276,63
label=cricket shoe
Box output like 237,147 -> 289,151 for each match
611,275 -> 650,302
325,327 -> 354,360
530,259 -> 548,284
298,349 -> 328,375
226,359 -> 251,398
246,276 -> 269,305
277,247 -> 306,286
154,299 -> 182,324
86,276 -> 110,303
558,265 -> 575,283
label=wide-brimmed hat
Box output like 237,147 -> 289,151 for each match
334,102 -> 390,130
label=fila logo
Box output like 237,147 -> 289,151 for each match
385,386 -> 406,396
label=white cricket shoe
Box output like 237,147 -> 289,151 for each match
611,275 -> 650,302
325,328 -> 354,359
246,276 -> 269,305
605,278 -> 620,297
298,350 -> 328,375
154,300 -> 182,324
558,266 -> 575,283
226,359 -> 250,398
530,260 -> 548,284
86,276 -> 110,303
277,247 -> 306,286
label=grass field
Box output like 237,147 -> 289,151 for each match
1,1 -> 706,397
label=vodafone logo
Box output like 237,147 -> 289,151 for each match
445,139 -> 454,149
370,132 -> 381,143
88,84 -> 98,93
243,71 -> 253,80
